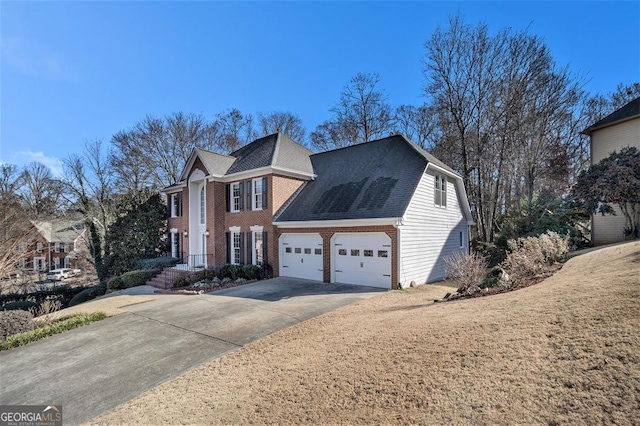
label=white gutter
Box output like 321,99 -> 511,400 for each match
273,217 -> 402,229
207,166 -> 316,183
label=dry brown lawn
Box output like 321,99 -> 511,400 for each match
92,242 -> 640,425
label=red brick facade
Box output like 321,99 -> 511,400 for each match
166,161 -> 306,277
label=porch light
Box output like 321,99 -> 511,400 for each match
183,230 -> 188,238
205,230 -> 210,237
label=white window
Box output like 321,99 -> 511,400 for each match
232,232 -> 242,264
459,231 -> 464,248
170,193 -> 181,217
200,186 -> 205,224
253,179 -> 263,210
231,182 -> 241,212
36,242 -> 43,253
253,232 -> 263,265
435,174 -> 447,208
18,258 -> 26,269
19,243 -> 28,253
55,242 -> 60,253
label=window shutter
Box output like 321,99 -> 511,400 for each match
226,232 -> 231,264
246,180 -> 252,211
239,233 -> 245,264
262,231 -> 268,265
246,232 -> 253,265
167,196 -> 171,217
262,177 -> 268,209
239,182 -> 244,211
178,192 -> 183,216
225,184 -> 230,212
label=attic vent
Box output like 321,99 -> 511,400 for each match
357,177 -> 398,210
312,178 -> 368,214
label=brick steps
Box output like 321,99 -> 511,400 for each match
145,266 -> 196,289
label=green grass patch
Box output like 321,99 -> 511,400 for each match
0,312 -> 107,351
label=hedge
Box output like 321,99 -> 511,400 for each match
0,312 -> 107,351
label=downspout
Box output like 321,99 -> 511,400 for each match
393,218 -> 404,289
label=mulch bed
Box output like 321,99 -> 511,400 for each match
154,279 -> 259,295
440,263 -> 563,302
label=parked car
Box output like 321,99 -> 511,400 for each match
46,268 -> 73,281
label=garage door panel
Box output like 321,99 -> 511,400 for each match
280,234 -> 323,281
333,233 -> 391,288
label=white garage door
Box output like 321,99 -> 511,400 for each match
280,233 -> 323,281
333,233 -> 392,288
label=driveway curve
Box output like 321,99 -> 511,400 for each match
0,278 -> 384,425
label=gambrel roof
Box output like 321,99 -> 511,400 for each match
274,134 -> 473,223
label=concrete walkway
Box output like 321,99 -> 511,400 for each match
0,278 -> 384,425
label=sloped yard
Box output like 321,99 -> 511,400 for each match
92,241 -> 639,425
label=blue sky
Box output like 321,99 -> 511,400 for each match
1,1 -> 638,177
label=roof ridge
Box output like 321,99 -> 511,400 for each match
271,132 -> 282,167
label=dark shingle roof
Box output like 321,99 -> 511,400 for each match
275,135 -> 451,222
583,97 -> 640,134
225,133 -> 314,176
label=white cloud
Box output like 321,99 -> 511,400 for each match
18,151 -> 64,178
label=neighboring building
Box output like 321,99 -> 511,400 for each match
23,219 -> 90,272
165,133 -> 474,289
582,97 -> 640,245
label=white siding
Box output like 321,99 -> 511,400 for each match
593,205 -> 628,245
590,118 -> 639,245
399,169 -> 468,286
591,117 -> 640,164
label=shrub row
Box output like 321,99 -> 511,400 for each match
0,285 -> 89,306
136,256 -> 181,271
502,231 -> 569,285
0,312 -> 107,351
107,269 -> 160,291
444,230 -> 570,295
68,282 -> 108,307
172,264 -> 263,288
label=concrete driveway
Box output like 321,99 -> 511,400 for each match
0,278 -> 383,425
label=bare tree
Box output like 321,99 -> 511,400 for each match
215,108 -> 256,153
424,15 -> 584,241
0,164 -> 23,203
393,104 -> 437,148
19,162 -> 61,219
257,111 -> 306,142
0,187 -> 36,281
311,72 -> 393,150
62,140 -> 115,277
110,130 -> 154,192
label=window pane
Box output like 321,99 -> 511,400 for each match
315,248 -> 322,255
351,249 -> 360,256
364,250 -> 373,257
304,248 -> 311,254
338,249 -> 347,255
295,247 -> 301,254
285,247 -> 291,253
378,250 -> 388,258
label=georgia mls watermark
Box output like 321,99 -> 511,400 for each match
0,405 -> 62,426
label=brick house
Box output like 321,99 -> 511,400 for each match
22,219 -> 90,272
164,133 -> 474,289
582,96 -> 640,245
